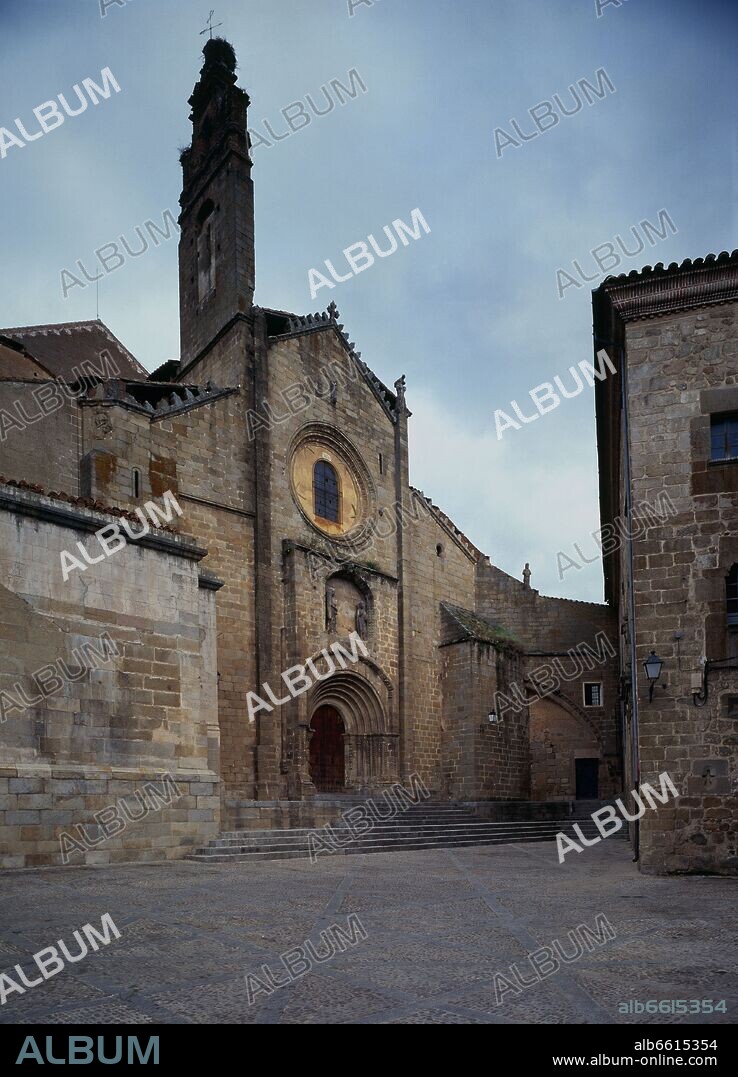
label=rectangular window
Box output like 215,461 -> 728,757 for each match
727,566 -> 738,629
378,453 -> 384,475
584,683 -> 602,707
710,413 -> 738,462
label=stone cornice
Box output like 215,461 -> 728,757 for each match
282,539 -> 399,584
0,484 -> 207,563
198,569 -> 225,591
595,250 -> 738,322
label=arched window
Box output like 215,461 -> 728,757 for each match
727,565 -> 738,629
314,460 -> 340,523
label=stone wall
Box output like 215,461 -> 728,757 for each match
0,484 -> 221,868
474,644 -> 530,800
622,301 -> 738,874
405,494 -> 478,792
72,378 -> 258,805
476,558 -> 617,653
150,385 -> 257,804
0,380 -> 81,496
441,639 -> 529,801
530,696 -> 602,801
476,557 -> 621,799
527,662 -> 621,801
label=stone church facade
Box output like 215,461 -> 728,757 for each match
0,38 -> 732,874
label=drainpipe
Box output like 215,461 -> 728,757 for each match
596,330 -> 639,862
621,345 -> 640,862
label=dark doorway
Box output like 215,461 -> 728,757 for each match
575,758 -> 599,799
309,706 -> 345,792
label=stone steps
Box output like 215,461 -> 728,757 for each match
214,820 -> 606,843
186,805 -> 627,863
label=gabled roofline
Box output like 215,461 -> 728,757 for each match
410,486 -> 483,563
0,319 -> 149,378
440,601 -> 521,650
0,334 -> 57,379
267,301 -> 402,423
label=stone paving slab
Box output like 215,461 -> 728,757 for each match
0,841 -> 735,1025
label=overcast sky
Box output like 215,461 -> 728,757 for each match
0,0 -> 735,601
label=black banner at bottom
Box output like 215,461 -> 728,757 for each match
0,1022 -> 735,1068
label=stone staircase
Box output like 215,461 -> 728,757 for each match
185,801 -> 627,864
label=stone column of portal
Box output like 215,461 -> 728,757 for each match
343,733 -> 359,791
295,721 -> 317,799
386,734 -> 400,785
377,733 -> 399,785
283,542 -> 316,800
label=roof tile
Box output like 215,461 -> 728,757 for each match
0,320 -> 147,380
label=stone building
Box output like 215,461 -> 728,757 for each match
594,254 -> 738,875
1,38 -> 629,868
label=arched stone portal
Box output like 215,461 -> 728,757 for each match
307,667 -> 397,792
309,706 -> 345,792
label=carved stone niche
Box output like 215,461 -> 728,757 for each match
325,573 -> 371,639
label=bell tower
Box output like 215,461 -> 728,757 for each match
178,37 -> 255,369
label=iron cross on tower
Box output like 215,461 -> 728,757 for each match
200,10 -> 223,40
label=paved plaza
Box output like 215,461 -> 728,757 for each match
0,840 -> 735,1025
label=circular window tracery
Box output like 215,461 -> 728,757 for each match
288,423 -> 376,543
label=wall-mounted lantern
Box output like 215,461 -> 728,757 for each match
643,651 -> 663,702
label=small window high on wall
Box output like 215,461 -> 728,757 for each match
710,413 -> 738,463
727,565 -> 738,630
584,683 -> 602,707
